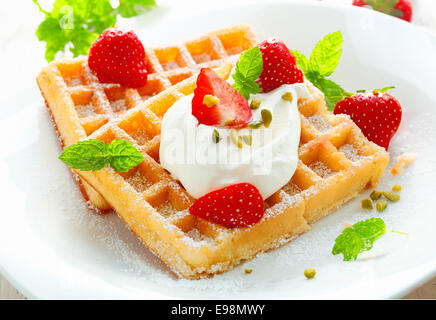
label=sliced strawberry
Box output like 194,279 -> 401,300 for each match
352,0 -> 412,22
192,68 -> 252,128
88,28 -> 148,88
334,88 -> 402,149
257,38 -> 304,93
189,183 -> 264,228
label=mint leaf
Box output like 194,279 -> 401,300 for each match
59,139 -> 143,172
59,140 -> 109,171
107,139 -> 144,172
290,50 -> 310,75
310,77 -> 346,110
332,218 -> 387,261
232,46 -> 263,99
310,30 -> 343,77
118,0 -> 156,18
34,0 -> 157,62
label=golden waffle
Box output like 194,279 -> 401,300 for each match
74,62 -> 389,279
36,24 -> 257,211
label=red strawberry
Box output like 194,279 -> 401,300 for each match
192,68 -> 252,128
333,88 -> 402,149
352,0 -> 412,22
88,28 -> 148,88
257,38 -> 304,93
189,183 -> 264,228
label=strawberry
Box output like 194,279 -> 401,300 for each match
333,88 -> 402,149
189,183 -> 264,228
88,28 -> 148,88
257,38 -> 304,93
192,68 -> 252,128
352,0 -> 412,22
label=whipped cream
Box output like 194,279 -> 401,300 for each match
159,83 -> 309,199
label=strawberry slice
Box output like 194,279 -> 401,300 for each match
192,68 -> 252,128
189,183 -> 264,228
88,28 -> 148,88
334,88 -> 402,149
257,38 -> 304,93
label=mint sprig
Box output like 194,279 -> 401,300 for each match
232,46 -> 263,100
59,139 -> 144,172
332,217 -> 407,261
291,30 -> 347,110
34,0 -> 156,62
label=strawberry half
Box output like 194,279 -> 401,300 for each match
192,68 -> 252,128
88,28 -> 148,88
257,38 -> 304,93
334,88 -> 402,149
352,0 -> 412,22
189,183 -> 264,228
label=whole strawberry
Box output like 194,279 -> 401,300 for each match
334,88 -> 402,150
257,38 -> 304,93
352,0 -> 412,22
189,183 -> 264,228
88,28 -> 148,88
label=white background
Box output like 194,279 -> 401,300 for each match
0,0 -> 435,299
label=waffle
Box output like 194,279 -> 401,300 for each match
36,24 -> 257,211
74,61 -> 389,278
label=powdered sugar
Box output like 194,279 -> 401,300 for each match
309,161 -> 335,178
193,53 -> 211,64
307,114 -> 332,132
339,144 -> 364,162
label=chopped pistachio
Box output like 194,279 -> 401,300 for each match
230,129 -> 243,149
212,129 -> 220,143
203,94 -> 220,107
383,192 -> 400,202
392,184 -> 402,192
244,268 -> 253,274
261,109 -> 272,128
304,268 -> 316,279
370,190 -> 382,200
281,92 -> 293,102
361,198 -> 374,210
248,120 -> 263,129
242,134 -> 252,146
376,199 -> 388,213
250,99 -> 261,110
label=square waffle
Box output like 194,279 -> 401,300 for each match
74,62 -> 389,279
36,24 -> 257,211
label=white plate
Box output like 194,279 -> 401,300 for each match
1,0 -> 436,299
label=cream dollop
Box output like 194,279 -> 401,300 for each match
159,83 -> 309,199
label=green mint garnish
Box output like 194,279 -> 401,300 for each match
33,0 -> 157,62
332,217 -> 407,261
290,30 -> 347,110
232,46 -> 263,100
59,139 -> 144,172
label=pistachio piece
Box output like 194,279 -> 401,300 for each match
383,192 -> 400,202
281,92 -> 293,102
261,109 -> 272,128
370,190 -> 382,200
230,129 -> 243,149
244,268 -> 253,274
212,129 -> 220,144
304,268 -> 316,279
361,198 -> 374,210
376,199 -> 388,212
203,94 -> 220,107
392,184 -> 402,192
242,134 -> 252,146
250,99 -> 261,110
248,120 -> 263,129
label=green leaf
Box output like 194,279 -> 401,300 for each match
59,139 -> 143,172
59,140 -> 109,171
309,76 -> 347,110
309,30 -> 343,77
232,46 -> 263,99
290,50 -> 310,75
332,218 -> 387,261
118,0 -> 156,18
107,139 -> 144,172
